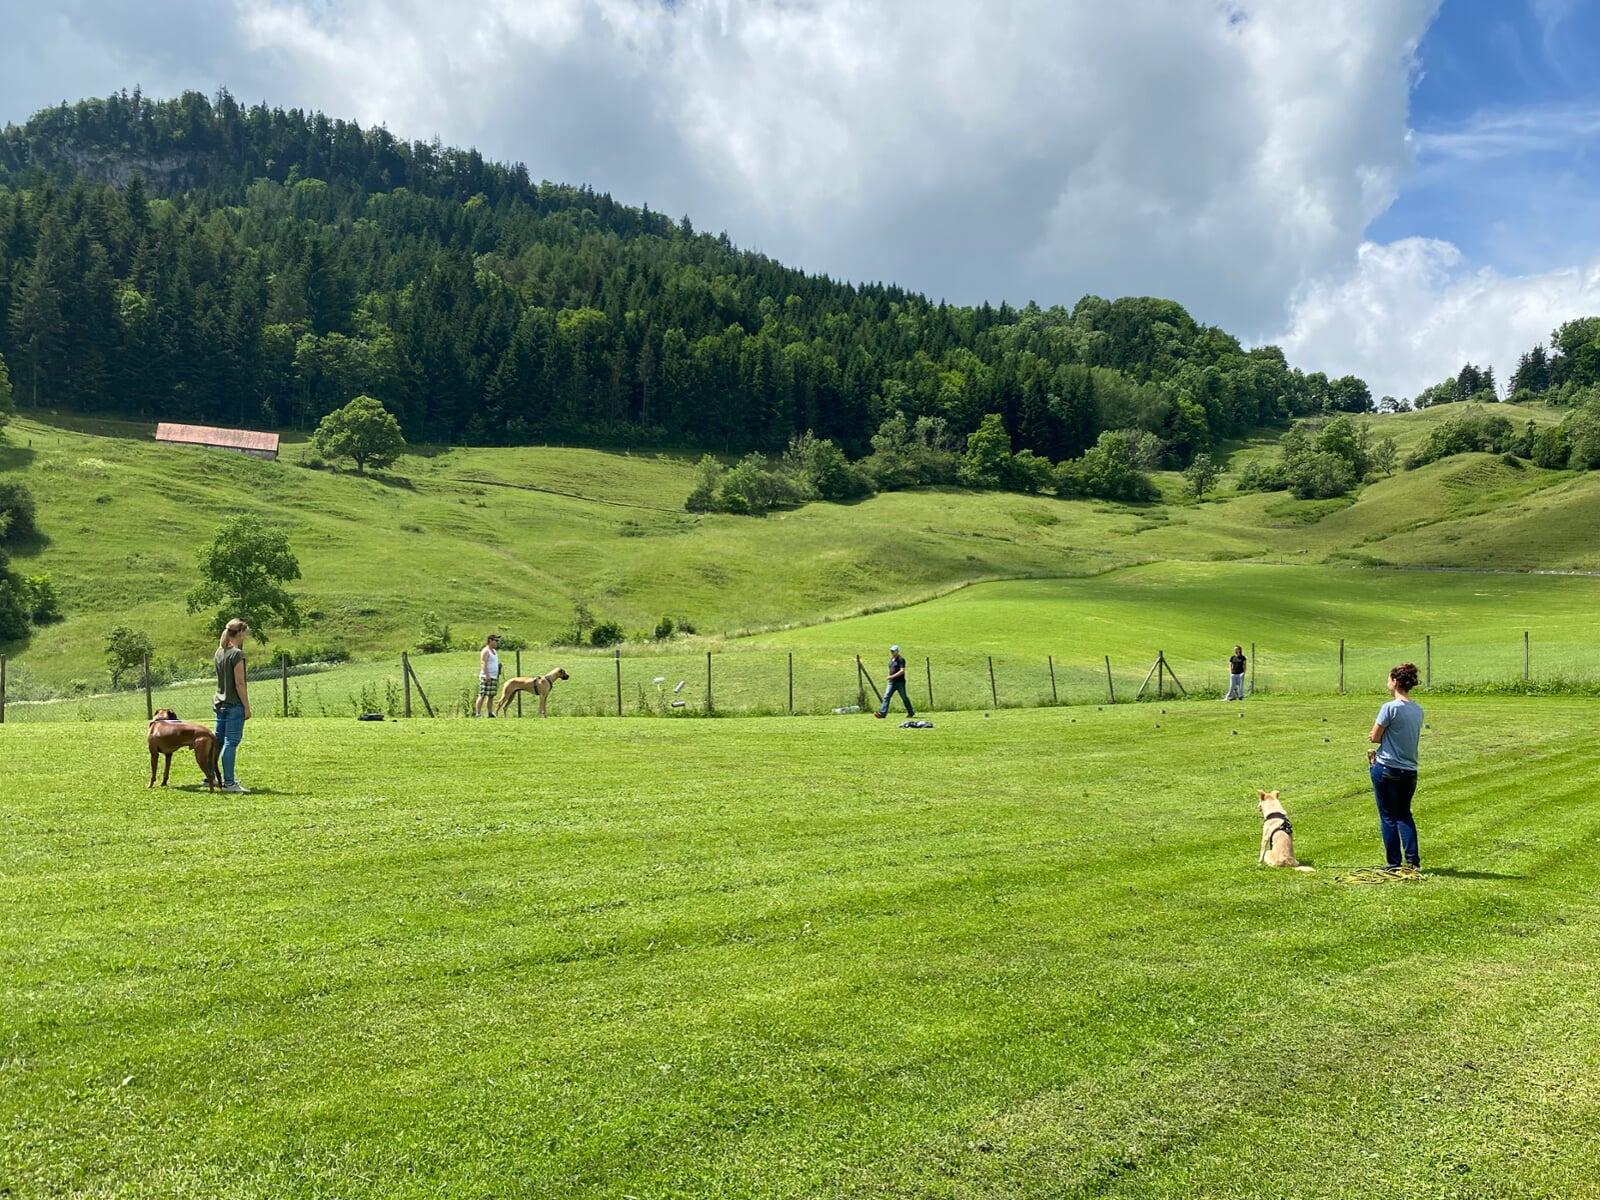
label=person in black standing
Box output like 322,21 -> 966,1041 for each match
876,644 -> 915,719
1223,644 -> 1247,701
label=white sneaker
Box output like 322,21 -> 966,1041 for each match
222,782 -> 250,794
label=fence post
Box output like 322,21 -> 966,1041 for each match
788,652 -> 794,714
1105,655 -> 1115,704
1339,639 -> 1345,695
925,656 -> 934,711
403,653 -> 434,718
615,648 -> 623,716
1158,650 -> 1165,700
706,651 -> 713,713
1048,655 -> 1058,704
1425,634 -> 1431,690
281,653 -> 289,716
1524,630 -> 1530,682
402,653 -> 412,717
515,650 -> 523,717
1249,642 -> 1256,696
987,656 -> 998,708
143,653 -> 153,720
856,656 -> 866,708
0,655 -> 6,724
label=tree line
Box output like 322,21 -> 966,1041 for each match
2,88 -> 1372,466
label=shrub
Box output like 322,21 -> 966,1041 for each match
861,413 -> 960,490
1289,450 -> 1357,500
1054,430 -> 1160,502
104,625 -> 154,689
417,610 -> 453,654
653,616 -> 675,640
1005,449 -> 1054,494
0,576 -> 28,641
1403,410 -> 1518,469
1531,425 -> 1570,469
23,574 -> 61,623
0,480 -> 36,544
1235,459 -> 1289,492
589,620 -> 625,648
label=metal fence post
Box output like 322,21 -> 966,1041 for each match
1524,630 -> 1530,682
788,652 -> 794,714
1425,634 -> 1431,690
1339,639 -> 1345,695
282,653 -> 289,716
515,650 -> 523,717
706,651 -> 713,713
1249,642 -> 1256,695
0,655 -> 6,724
1048,655 -> 1058,704
402,653 -> 412,717
614,647 -> 623,716
143,653 -> 153,720
856,656 -> 866,708
1105,655 -> 1115,704
925,656 -> 934,711
987,656 -> 998,707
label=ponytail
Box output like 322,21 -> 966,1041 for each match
218,617 -> 248,651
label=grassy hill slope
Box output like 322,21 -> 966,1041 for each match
2,404 -> 1594,699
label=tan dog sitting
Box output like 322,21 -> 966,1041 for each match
1257,790 -> 1314,872
148,709 -> 220,791
494,668 -> 570,718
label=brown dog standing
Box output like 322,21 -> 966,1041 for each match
494,668 -> 569,718
148,709 -> 220,790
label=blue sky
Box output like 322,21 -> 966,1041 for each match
0,1 -> 1597,397
1373,0 -> 1600,276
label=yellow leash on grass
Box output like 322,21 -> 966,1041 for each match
1334,865 -> 1423,885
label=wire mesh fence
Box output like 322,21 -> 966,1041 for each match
3,629 -> 1595,725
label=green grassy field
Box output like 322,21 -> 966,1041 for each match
8,557 -> 1597,724
4,697 -> 1600,1197
3,406 -> 1597,704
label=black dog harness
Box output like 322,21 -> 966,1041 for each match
1264,811 -> 1293,849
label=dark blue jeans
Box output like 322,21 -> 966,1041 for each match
1370,763 -> 1419,868
214,703 -> 246,786
878,678 -> 914,717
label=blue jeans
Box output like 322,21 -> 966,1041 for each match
1370,763 -> 1419,868
878,678 -> 914,717
214,703 -> 246,785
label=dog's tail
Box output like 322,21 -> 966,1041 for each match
1293,864 -> 1316,873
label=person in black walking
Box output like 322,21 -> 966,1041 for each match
876,644 -> 914,719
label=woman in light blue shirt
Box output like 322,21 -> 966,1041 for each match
1366,662 -> 1423,873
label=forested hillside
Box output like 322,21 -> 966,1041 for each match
0,88 -> 1373,459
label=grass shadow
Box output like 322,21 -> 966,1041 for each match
0,441 -> 38,471
1424,866 -> 1527,881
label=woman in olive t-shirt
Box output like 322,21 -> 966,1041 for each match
213,617 -> 251,794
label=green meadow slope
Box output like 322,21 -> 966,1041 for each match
1,404 -> 1595,699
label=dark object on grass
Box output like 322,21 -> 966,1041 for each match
900,720 -> 934,729
358,712 -> 385,721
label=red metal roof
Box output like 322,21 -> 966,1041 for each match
155,423 -> 280,453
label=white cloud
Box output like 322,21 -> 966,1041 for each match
219,0 -> 1442,333
1275,237 -> 1600,398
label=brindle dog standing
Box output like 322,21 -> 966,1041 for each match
148,709 -> 220,790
